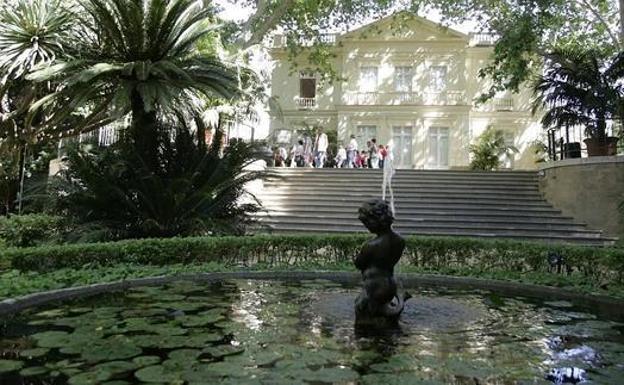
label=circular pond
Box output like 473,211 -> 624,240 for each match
1,278 -> 623,384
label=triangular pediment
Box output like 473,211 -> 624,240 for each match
340,12 -> 468,43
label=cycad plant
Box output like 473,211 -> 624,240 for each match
469,127 -> 518,171
28,0 -> 243,166
0,0 -> 73,214
532,48 -> 624,155
50,117 -> 265,240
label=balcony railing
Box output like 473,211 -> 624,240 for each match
469,32 -> 498,46
272,33 -> 339,48
494,97 -> 514,111
422,91 -> 466,105
296,97 -> 317,109
344,91 -> 465,106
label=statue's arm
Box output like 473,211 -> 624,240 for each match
353,245 -> 372,271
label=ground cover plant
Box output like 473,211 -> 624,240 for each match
1,234 -> 623,300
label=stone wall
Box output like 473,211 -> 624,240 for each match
539,156 -> 624,238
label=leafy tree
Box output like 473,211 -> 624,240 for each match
28,0 -> 244,167
50,118 -> 265,241
469,127 -> 518,171
532,48 -> 624,143
0,0 -> 73,215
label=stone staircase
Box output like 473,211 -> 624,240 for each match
253,168 -> 617,246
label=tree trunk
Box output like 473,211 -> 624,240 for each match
621,0 -> 624,43
130,92 -> 159,169
17,143 -> 27,215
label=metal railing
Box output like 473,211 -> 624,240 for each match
494,97 -> 514,111
344,91 -> 466,106
296,97 -> 317,109
546,125 -> 620,161
272,33 -> 339,48
469,32 -> 498,46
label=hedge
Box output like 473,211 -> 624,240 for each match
4,234 -> 623,287
0,214 -> 67,248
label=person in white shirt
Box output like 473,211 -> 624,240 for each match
278,146 -> 288,167
369,138 -> 379,168
334,147 -> 347,168
314,128 -> 329,168
346,134 -> 358,168
291,139 -> 305,167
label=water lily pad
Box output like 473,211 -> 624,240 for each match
121,308 -> 169,318
68,370 -> 112,385
178,314 -> 225,327
197,361 -> 251,378
31,331 -> 72,348
0,359 -> 24,373
69,307 -> 93,314
79,336 -> 142,363
134,364 -> 184,383
133,355 -> 161,367
20,347 -> 50,358
300,367 -> 360,383
93,361 -> 137,376
152,302 -> 204,312
168,349 -> 201,361
369,354 -> 417,373
202,345 -> 245,358
361,374 -> 443,385
19,366 -> 49,377
249,350 -> 283,366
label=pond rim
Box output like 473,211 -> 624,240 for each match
1,271 -> 623,318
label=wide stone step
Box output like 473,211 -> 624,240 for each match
258,199 -> 559,211
255,211 -> 581,225
254,223 -> 613,246
256,216 -> 593,233
259,192 -> 547,203
264,178 -> 540,189
263,185 -> 541,195
267,175 -> 539,185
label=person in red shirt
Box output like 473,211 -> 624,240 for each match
379,145 -> 388,168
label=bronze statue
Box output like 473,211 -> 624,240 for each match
354,199 -> 410,323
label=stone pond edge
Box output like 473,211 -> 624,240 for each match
1,271 -> 623,317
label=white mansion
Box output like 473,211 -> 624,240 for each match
268,14 -> 542,169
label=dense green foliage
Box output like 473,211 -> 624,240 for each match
47,124 -> 264,241
532,48 -> 624,140
4,235 -> 622,293
469,127 -> 518,171
0,214 -> 65,248
0,0 -> 71,215
27,0 -> 242,161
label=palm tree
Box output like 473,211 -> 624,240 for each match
28,0 -> 243,164
532,47 -> 624,155
0,0 -> 74,214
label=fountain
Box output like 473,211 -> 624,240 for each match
353,199 -> 411,324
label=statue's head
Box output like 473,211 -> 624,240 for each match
358,199 -> 394,234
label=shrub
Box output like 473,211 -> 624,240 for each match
48,122 -> 265,241
0,214 -> 66,248
469,127 -> 518,170
5,235 -> 623,291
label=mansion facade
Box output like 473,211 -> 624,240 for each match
268,14 -> 542,169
